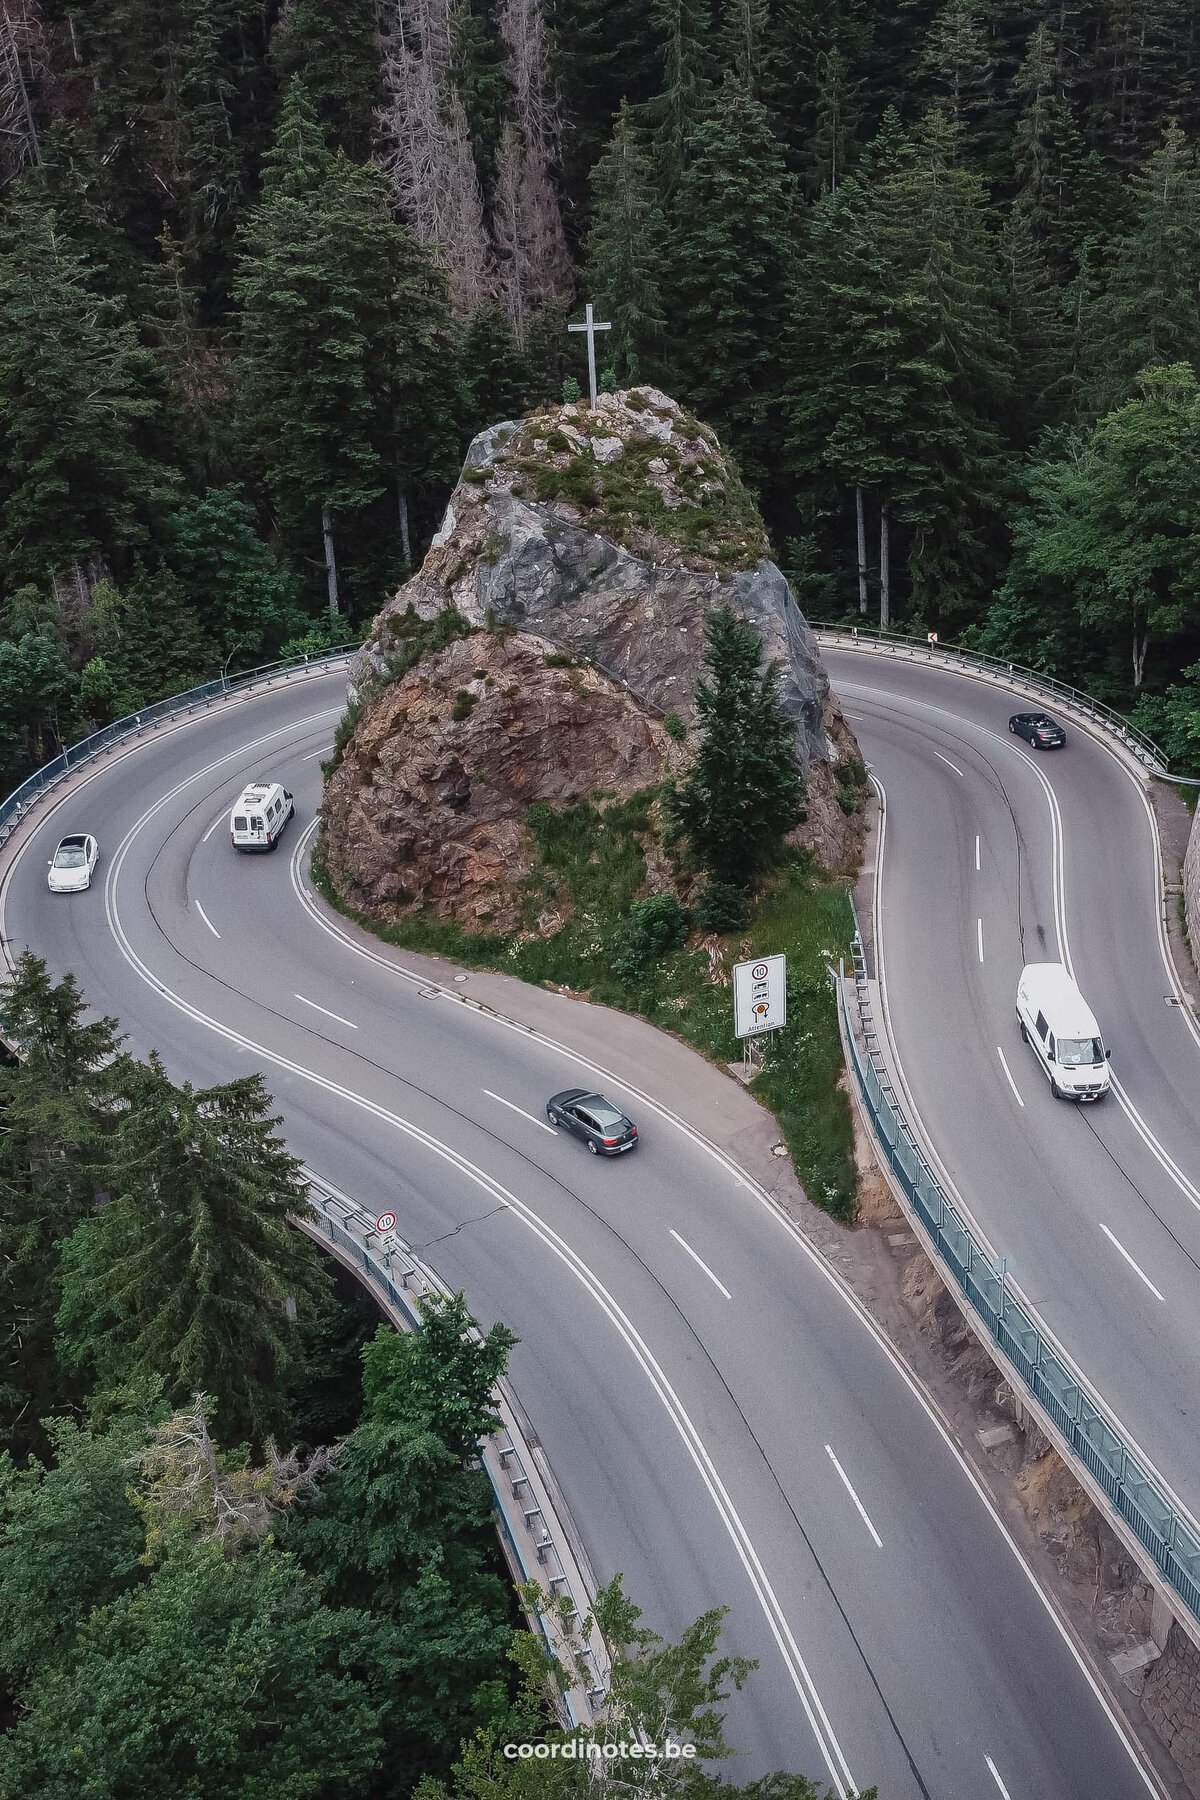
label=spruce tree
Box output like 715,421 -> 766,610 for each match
56,1059 -> 328,1448
0,958 -> 124,1460
0,196 -> 173,592
648,0 -> 712,189
83,566 -> 212,721
458,302 -> 531,431
919,0 -> 994,150
269,0 -> 380,161
671,608 -> 804,889
665,81 -> 796,492
584,102 -> 667,384
1088,120 -> 1200,413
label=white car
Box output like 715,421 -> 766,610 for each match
47,834 -> 99,893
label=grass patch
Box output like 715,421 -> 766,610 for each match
315,794 -> 858,1217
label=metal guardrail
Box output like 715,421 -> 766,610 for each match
814,622 -> 1179,778
836,950 -> 1200,1629
300,1174 -> 610,1725
0,644 -> 362,848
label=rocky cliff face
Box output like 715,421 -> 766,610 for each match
323,629 -> 682,929
351,387 -> 862,873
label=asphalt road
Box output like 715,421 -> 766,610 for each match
827,645 -> 1200,1544
0,669 -> 1164,1800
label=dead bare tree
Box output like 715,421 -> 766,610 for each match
133,1396 -> 338,1556
0,0 -> 48,186
376,0 -> 492,316
493,0 -> 571,340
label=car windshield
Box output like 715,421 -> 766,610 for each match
1058,1036 -> 1104,1066
1035,720 -> 1057,731
54,845 -> 87,867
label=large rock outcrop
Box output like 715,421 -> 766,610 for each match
351,387 -> 862,872
323,629 -> 682,929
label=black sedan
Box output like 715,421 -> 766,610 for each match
1009,711 -> 1067,749
547,1089 -> 639,1155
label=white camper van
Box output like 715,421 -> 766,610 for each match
230,780 -> 294,853
1015,962 -> 1110,1101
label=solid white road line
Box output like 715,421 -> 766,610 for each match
995,1046 -> 1025,1108
975,833 -> 981,872
194,900 -> 220,940
934,750 -> 965,777
301,744 -> 334,761
985,1754 -> 1013,1799
978,918 -> 985,964
484,1088 -> 557,1135
670,1229 -> 732,1299
294,992 -> 359,1030
202,809 -> 228,843
825,1445 -> 883,1548
1099,1223 -> 1166,1304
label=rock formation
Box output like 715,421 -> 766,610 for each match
351,387 -> 860,872
322,628 -> 682,929
327,387 -> 864,929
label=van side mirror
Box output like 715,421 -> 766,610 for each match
1106,1049 -> 1112,1060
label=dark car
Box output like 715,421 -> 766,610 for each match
547,1089 -> 639,1155
1009,711 -> 1067,749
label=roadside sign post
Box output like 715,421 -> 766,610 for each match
732,954 -> 787,1076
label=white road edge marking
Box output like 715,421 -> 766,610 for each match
288,807 -> 1160,1796
1099,1223 -> 1166,1304
825,1445 -> 883,1548
985,1753 -> 1013,1799
975,833 -> 981,872
670,1228 -> 732,1299
995,1046 -> 1025,1108
934,749 -> 965,777
294,992 -> 359,1030
301,744 -> 334,761
202,809 -> 228,843
194,900 -> 220,940
977,918 -> 985,964
484,1088 -> 557,1135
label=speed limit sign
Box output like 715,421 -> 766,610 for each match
375,1211 -> 397,1235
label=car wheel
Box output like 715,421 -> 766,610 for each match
1009,721 -> 1015,732
1050,1076 -> 1061,1099
546,1107 -> 556,1124
587,1140 -> 598,1154
1019,1020 -> 1028,1042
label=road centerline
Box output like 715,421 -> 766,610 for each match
294,992 -> 359,1030
977,917 -> 985,964
824,1445 -> 883,1548
670,1229 -> 732,1299
985,1754 -> 1013,1799
1099,1223 -> 1165,1304
484,1089 -> 558,1134
934,749 -> 965,777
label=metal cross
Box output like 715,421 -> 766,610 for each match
567,302 -> 612,406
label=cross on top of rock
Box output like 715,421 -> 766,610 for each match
567,302 -> 612,406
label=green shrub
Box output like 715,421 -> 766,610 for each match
561,376 -> 582,403
663,712 -> 687,741
694,881 -> 749,933
451,689 -> 477,721
543,652 -> 575,668
612,894 -> 689,981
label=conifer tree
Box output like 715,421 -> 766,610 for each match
0,957 -> 124,1459
551,0 -> 662,214
719,0 -> 772,95
648,0 -> 712,189
270,0 -> 380,160
458,302 -> 531,430
0,196 -> 173,592
665,81 -> 795,491
768,0 -> 870,184
82,566 -> 212,721
920,0 -> 994,149
671,608 -> 804,889
583,101 -> 666,384
56,1059 -> 328,1448
1088,120 -> 1200,413
998,202 -> 1072,442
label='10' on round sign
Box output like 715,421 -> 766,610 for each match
375,1212 -> 397,1235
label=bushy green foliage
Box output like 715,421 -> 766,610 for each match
694,880 -> 750,932
612,893 -> 689,979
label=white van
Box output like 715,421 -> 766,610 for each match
230,780 -> 294,853
1015,962 -> 1110,1101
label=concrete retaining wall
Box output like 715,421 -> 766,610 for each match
1186,807 -> 1200,963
